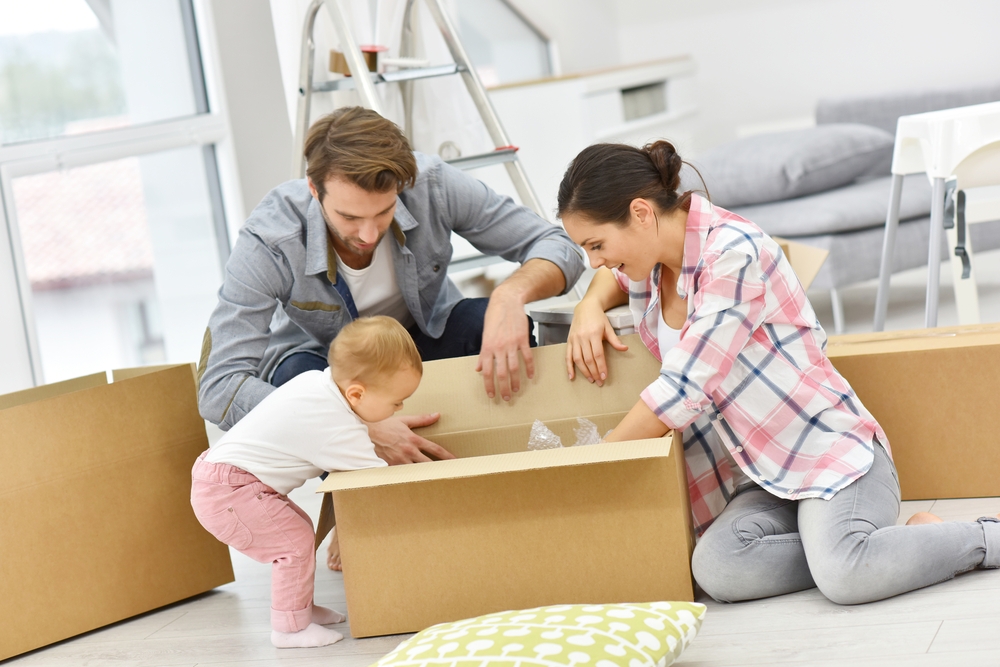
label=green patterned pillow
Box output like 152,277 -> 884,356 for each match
370,602 -> 706,667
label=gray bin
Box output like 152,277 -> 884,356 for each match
529,303 -> 636,346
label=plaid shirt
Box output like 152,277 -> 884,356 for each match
614,195 -> 888,535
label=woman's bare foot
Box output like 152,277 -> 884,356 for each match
906,511 -> 944,525
326,527 -> 342,571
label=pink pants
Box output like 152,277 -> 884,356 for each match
191,452 -> 316,632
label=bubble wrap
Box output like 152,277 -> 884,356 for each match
527,419 -> 563,450
573,417 -> 601,446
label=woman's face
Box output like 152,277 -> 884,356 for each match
562,211 -> 658,281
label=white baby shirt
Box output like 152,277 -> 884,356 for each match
206,369 -> 386,494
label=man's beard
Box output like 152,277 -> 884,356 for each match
321,207 -> 386,257
328,223 -> 385,257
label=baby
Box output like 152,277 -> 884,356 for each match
191,316 -> 422,648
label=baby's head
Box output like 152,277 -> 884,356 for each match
328,316 -> 423,422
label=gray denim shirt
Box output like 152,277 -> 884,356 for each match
198,152 -> 584,430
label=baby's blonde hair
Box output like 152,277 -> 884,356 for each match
328,316 -> 422,386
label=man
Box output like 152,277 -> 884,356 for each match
197,106 -> 584,465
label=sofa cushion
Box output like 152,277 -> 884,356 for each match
369,602 -> 707,667
682,124 -> 895,208
816,82 -> 1000,136
773,216 -> 1000,292
729,173 -> 933,237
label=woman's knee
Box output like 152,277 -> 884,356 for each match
811,572 -> 870,605
691,531 -> 744,603
806,546 -> 883,605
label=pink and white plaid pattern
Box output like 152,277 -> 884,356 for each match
614,195 -> 888,535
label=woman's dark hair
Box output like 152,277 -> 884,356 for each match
556,140 -> 704,226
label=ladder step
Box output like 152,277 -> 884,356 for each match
313,64 -> 464,93
445,147 -> 519,171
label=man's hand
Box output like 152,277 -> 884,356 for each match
367,413 -> 455,464
476,291 -> 535,401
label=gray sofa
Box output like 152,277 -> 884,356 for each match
684,82 -> 1000,333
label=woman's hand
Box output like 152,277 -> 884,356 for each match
566,298 -> 629,386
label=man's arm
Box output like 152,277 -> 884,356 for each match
434,158 -> 585,296
430,158 -> 586,399
477,258 -> 566,400
197,228 -> 290,429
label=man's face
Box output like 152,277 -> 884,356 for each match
309,176 -> 398,260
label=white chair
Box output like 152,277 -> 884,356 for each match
873,101 -> 1000,330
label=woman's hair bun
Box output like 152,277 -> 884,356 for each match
643,140 -> 682,192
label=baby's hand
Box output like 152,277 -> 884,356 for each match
326,527 -> 342,571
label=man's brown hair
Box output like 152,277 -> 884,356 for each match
304,107 -> 417,200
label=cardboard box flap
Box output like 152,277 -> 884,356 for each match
403,334 -> 658,437
4,365 -> 205,495
773,237 -> 828,292
317,437 -> 672,492
0,363 -> 196,412
0,372 -> 107,411
828,323 -> 1000,357
112,363 -> 196,383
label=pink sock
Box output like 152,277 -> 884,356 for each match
271,623 -> 344,649
312,605 -> 346,625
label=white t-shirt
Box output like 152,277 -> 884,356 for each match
656,303 -> 750,490
206,369 -> 386,494
335,235 -> 414,327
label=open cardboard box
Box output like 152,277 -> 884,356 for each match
0,364 -> 234,661
316,337 -> 693,638
827,323 -> 1000,500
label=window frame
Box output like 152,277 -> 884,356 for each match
0,0 -> 230,392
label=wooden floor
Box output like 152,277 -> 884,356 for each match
7,256 -> 1000,666
7,477 -> 999,667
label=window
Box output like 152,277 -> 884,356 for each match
454,0 -> 554,87
0,0 -> 200,145
0,0 -> 228,391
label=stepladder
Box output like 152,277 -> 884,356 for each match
291,0 -> 546,220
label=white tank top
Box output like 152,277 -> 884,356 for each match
335,235 -> 414,327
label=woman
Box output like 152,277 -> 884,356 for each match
559,140 -> 999,604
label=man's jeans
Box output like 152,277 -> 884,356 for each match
691,442 -> 1000,604
271,298 -> 536,387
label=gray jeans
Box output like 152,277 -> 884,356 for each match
691,443 -> 1000,604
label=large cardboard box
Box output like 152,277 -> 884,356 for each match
0,365 -> 234,661
317,337 -> 694,638
827,323 -> 1000,500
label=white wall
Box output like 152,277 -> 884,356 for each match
208,0 -> 293,225
505,0 -> 620,76
257,0 -> 1000,162
613,0 -> 1000,152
